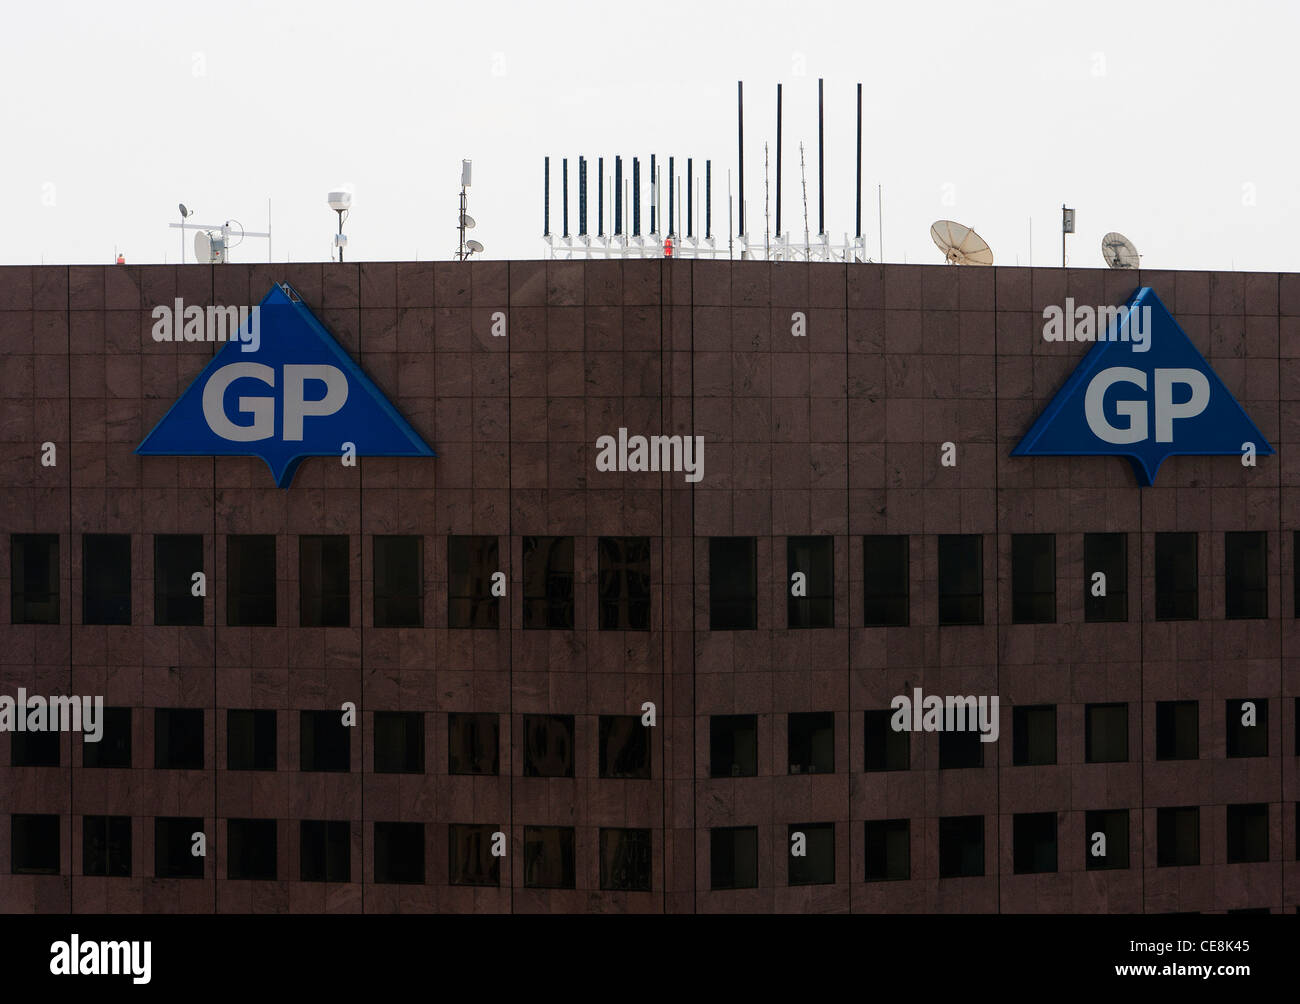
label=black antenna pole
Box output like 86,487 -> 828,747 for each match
615,156 -> 623,236
818,78 -> 825,236
562,158 -> 569,238
669,156 -> 675,238
855,83 -> 862,239
650,155 -> 656,234
738,81 -> 745,236
706,160 -> 712,239
776,83 -> 782,237
633,157 -> 641,236
544,156 -> 550,237
598,156 -> 604,237
578,156 -> 587,237
687,158 -> 693,239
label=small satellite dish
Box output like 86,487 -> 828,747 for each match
1101,232 -> 1140,269
179,203 -> 189,218
466,239 -> 484,254
930,220 -> 993,265
194,231 -> 211,262
460,214 -> 476,229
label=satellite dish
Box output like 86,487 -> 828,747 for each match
179,203 -> 189,217
466,239 -> 484,254
1101,232 -> 1140,269
460,213 -> 476,229
194,231 -> 211,262
930,220 -> 993,265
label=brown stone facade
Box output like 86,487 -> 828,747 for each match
0,259 -> 1297,913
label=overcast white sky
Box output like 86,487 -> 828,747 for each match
2,0 -> 1295,271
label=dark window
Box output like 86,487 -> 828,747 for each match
82,815 -> 130,877
599,828 -> 651,891
1011,534 -> 1055,624
710,715 -> 758,778
1013,812 -> 1058,874
1296,697 -> 1300,756
598,715 -> 649,779
227,818 -> 277,880
154,708 -> 203,770
939,728 -> 983,769
598,536 -> 651,630
154,534 -> 203,626
1012,705 -> 1056,766
449,823 -> 500,886
227,535 -> 275,627
300,535 -> 348,627
374,822 -> 424,884
1155,532 -> 1197,620
938,534 -> 982,626
864,535 -> 909,627
1156,806 -> 1200,867
447,536 -> 499,629
1225,531 -> 1267,619
300,710 -> 350,772
1295,532 -> 1300,618
83,707 -> 131,768
1226,803 -> 1268,864
1225,699 -> 1267,758
82,533 -> 130,625
522,536 -> 574,629
788,822 -> 834,885
523,826 -> 575,889
1085,809 -> 1129,871
1084,532 -> 1127,622
938,815 -> 984,878
787,536 -> 834,628
864,709 -> 909,772
448,713 -> 498,775
12,728 -> 58,767
709,537 -> 757,630
300,820 -> 350,883
374,712 -> 423,774
11,814 -> 59,874
226,709 -> 276,771
155,817 -> 203,878
788,711 -> 834,774
11,533 -> 59,624
864,819 -> 909,881
710,826 -> 758,890
373,535 -> 422,628
523,714 -> 574,778
1155,701 -> 1198,761
1085,703 -> 1128,763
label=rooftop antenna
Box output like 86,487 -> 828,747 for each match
855,84 -> 862,240
776,83 -> 783,238
598,156 -> 604,237
328,188 -> 352,261
458,160 -> 482,259
930,219 -> 994,265
737,82 -> 745,239
1061,204 -> 1075,266
1101,231 -> 1140,269
544,157 -> 550,237
817,77 -> 825,236
799,141 -> 810,258
764,142 -> 770,259
170,211 -> 269,264
706,159 -> 711,240
177,204 -> 194,263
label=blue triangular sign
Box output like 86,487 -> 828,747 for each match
1011,287 -> 1272,485
136,283 -> 435,487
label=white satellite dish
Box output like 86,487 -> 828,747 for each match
930,219 -> 993,265
194,231 -> 211,263
1101,232 -> 1140,269
460,213 -> 476,229
466,239 -> 484,254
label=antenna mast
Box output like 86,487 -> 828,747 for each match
799,142 -> 810,260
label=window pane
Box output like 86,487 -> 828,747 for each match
710,826 -> 758,890
1084,533 -> 1127,622
1085,703 -> 1128,763
599,828 -> 651,891
374,535 -> 422,628
300,535 -> 349,627
1156,807 -> 1199,867
1012,705 -> 1056,766
83,815 -> 131,877
787,822 -> 834,885
864,709 -> 909,771
598,537 -> 651,630
598,715 -> 650,779
864,535 -> 909,627
1084,809 -> 1129,871
83,707 -> 131,768
787,536 -> 834,628
12,814 -> 59,874
1225,698 -> 1267,758
1154,532 -> 1197,620
709,537 -> 757,630
1155,701 -> 1198,761
11,533 -> 59,624
522,536 -> 574,629
300,820 -> 350,883
374,711 -> 424,773
154,708 -> 203,769
1013,812 -> 1057,874
227,535 -> 275,626
523,826 -> 575,889
448,713 -> 499,775
374,822 -> 424,884
938,535 -> 982,626
300,710 -> 350,772
864,819 -> 909,881
227,819 -> 277,880
447,536 -> 499,629
449,823 -> 500,886
155,817 -> 203,878
787,712 -> 834,774
1011,534 -> 1055,624
1225,531 -> 1267,619
709,715 -> 757,778
938,815 -> 983,878
154,534 -> 203,626
227,709 -> 276,771
523,714 -> 574,777
83,534 -> 130,625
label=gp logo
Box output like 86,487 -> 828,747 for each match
137,283 -> 434,487
1013,287 -> 1273,485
